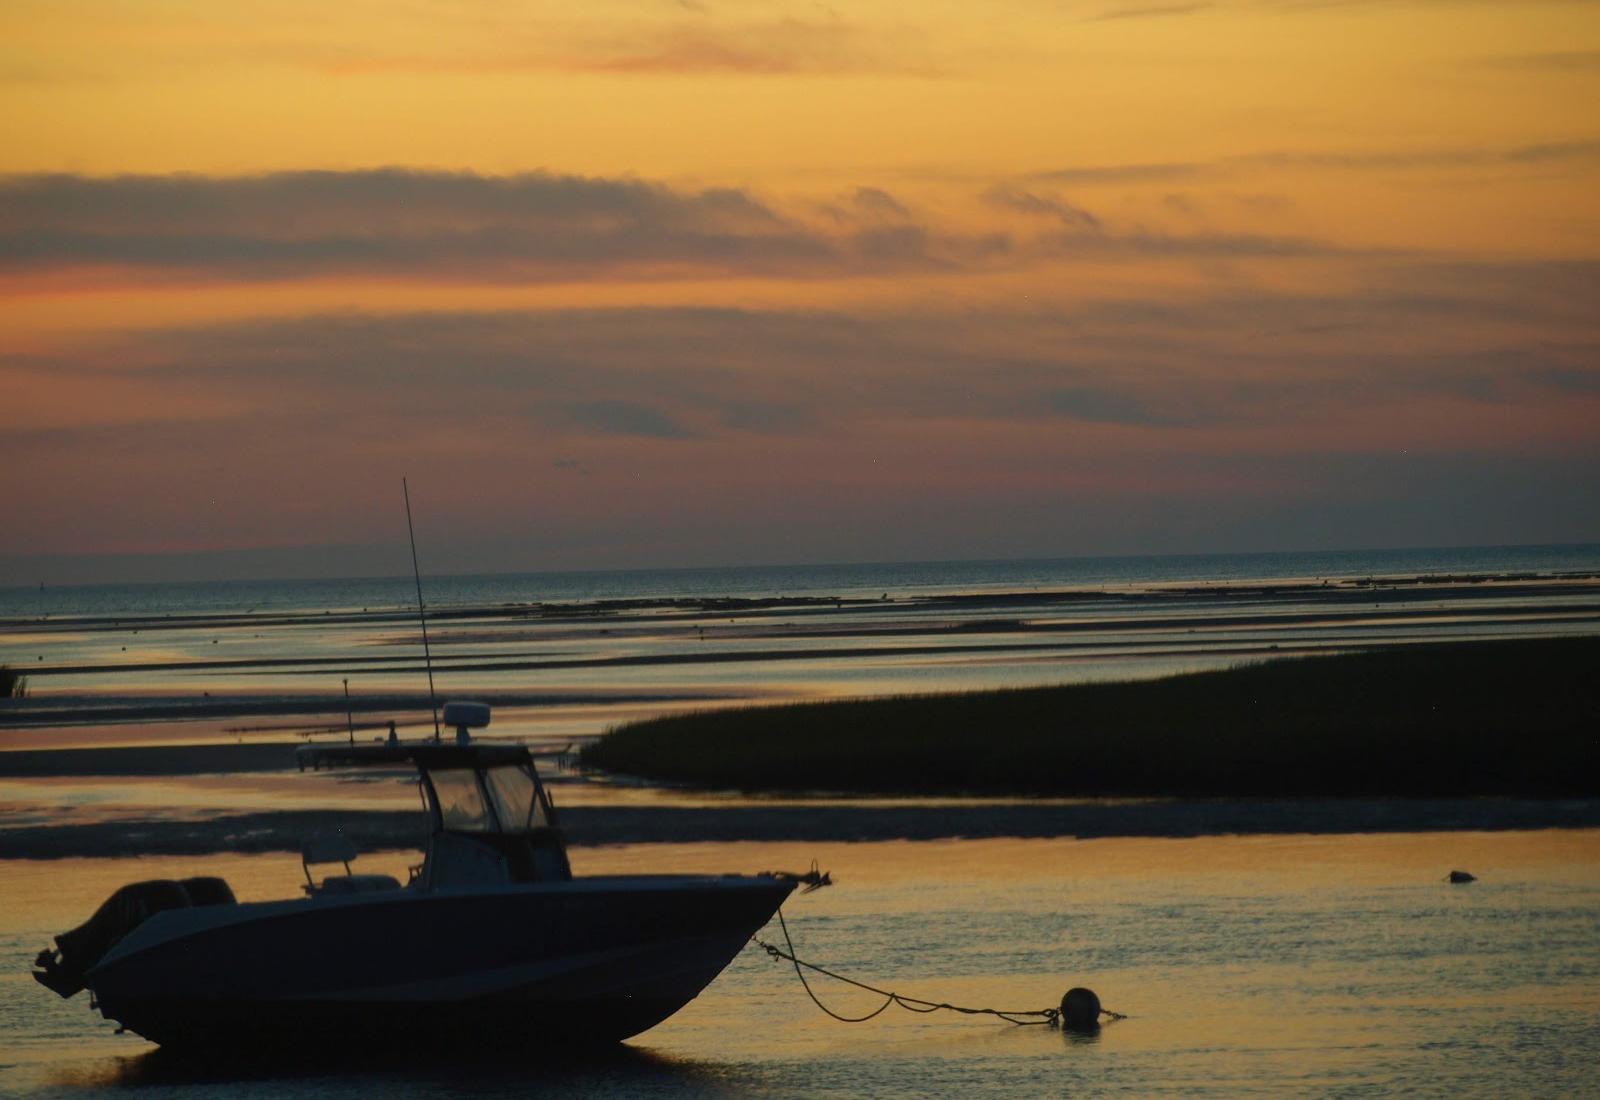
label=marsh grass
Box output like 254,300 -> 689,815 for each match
581,636 -> 1600,797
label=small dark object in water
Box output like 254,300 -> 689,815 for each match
1448,870 -> 1477,884
1060,987 -> 1101,1032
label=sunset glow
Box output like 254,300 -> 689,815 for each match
6,0 -> 1599,580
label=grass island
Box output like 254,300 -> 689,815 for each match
580,635 -> 1600,798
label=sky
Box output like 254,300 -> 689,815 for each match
4,0 -> 1599,583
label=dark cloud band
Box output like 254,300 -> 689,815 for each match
0,168 -> 1358,282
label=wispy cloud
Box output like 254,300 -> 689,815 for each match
565,19 -> 947,77
1478,50 -> 1600,72
17,269 -> 1597,445
1085,3 -> 1214,22
1032,162 -> 1203,184
1031,138 -> 1600,186
566,400 -> 695,440
983,185 -> 1103,231
1238,140 -> 1600,170
312,16 -> 949,79
1033,228 -> 1358,259
9,277 -> 1596,563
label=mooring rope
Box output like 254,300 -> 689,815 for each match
755,909 -> 1091,1027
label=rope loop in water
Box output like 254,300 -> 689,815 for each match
755,909 -> 1067,1028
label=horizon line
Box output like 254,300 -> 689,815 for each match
5,539 -> 1599,594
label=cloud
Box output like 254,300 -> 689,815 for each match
1364,259 -> 1600,326
0,169 -> 1364,285
983,186 -> 1102,231
0,169 -> 840,281
1238,140 -> 1600,170
1085,3 -> 1214,21
1033,228 -> 1354,259
8,280 -> 1596,565
16,267 -> 1597,449
1032,139 -> 1600,186
566,400 -> 694,439
817,186 -> 918,231
847,187 -> 913,223
306,15 -> 949,79
1047,386 -> 1174,425
0,170 -> 779,235
1202,0 -> 1600,11
1032,163 -> 1203,184
564,19 -> 945,77
1479,51 -> 1600,73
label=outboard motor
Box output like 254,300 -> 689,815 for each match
32,877 -> 235,998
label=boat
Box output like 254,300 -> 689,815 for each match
31,701 -> 797,1049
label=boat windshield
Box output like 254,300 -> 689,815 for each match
483,763 -> 552,831
431,768 -> 493,832
429,763 -> 552,833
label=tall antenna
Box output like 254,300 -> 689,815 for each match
403,477 -> 441,742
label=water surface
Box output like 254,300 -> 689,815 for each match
2,831 -> 1595,1098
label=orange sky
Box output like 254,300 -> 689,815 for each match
4,0 -> 1599,579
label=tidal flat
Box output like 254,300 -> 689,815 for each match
6,573 -> 1599,751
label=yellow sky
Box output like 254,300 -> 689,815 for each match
6,4 -> 1596,182
4,3 -> 1597,271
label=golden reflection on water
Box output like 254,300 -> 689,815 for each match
0,771 -> 422,825
0,719 -> 319,752
3,831 -> 1594,926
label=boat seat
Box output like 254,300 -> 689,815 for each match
301,834 -> 399,896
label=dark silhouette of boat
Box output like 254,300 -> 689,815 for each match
32,705 -> 795,1049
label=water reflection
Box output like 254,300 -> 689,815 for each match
79,1042 -> 741,1097
5,832 -> 1598,1099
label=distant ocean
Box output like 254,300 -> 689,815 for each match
5,543 -> 1599,620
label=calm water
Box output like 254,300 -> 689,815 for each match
2,833 -> 1596,1098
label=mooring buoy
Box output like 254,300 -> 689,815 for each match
1059,987 -> 1102,1033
